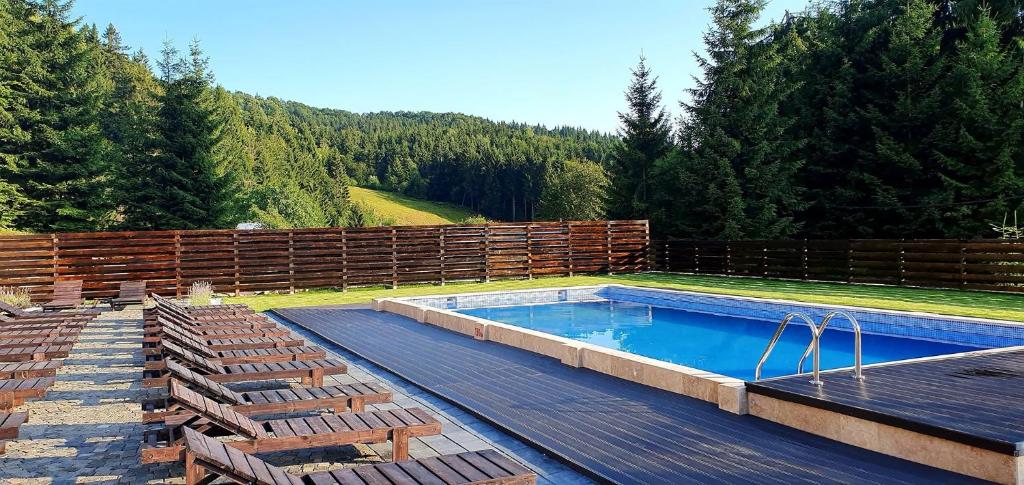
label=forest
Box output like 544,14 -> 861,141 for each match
2,0 -> 1023,240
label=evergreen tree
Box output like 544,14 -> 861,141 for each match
608,56 -> 672,220
121,40 -> 237,229
1,0 -> 113,232
658,0 -> 803,238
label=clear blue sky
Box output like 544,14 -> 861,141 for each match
73,0 -> 811,133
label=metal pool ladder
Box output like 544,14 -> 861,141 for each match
754,311 -> 865,386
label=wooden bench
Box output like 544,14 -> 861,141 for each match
180,427 -> 537,485
0,361 -> 62,380
0,344 -> 73,362
42,280 -> 84,311
0,377 -> 54,410
141,381 -> 440,464
110,280 -> 146,310
142,365 -> 390,423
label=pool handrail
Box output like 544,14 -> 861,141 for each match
796,310 -> 865,382
754,312 -> 816,381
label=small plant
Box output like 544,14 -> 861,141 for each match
991,211 -> 1023,239
458,215 -> 488,225
188,281 -> 214,306
0,286 -> 32,309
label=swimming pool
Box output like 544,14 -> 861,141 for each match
459,300 -> 983,380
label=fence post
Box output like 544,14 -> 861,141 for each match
567,222 -> 575,277
526,224 -> 534,280
340,228 -> 348,292
174,232 -> 182,298
288,231 -> 295,294
802,239 -> 809,281
725,241 -> 732,275
663,240 -> 670,271
483,224 -> 492,282
694,243 -> 700,273
762,244 -> 768,277
606,220 -> 614,275
847,241 -> 854,284
439,227 -> 446,286
390,228 -> 398,289
959,241 -> 967,288
232,232 -> 240,296
898,239 -> 906,286
50,233 -> 58,299
644,220 -> 652,272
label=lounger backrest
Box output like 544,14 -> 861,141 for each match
181,427 -> 300,485
162,342 -> 226,374
168,380 -> 268,438
166,363 -> 244,405
0,301 -> 28,318
51,280 -> 82,301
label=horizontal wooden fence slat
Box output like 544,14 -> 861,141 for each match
0,221 -> 650,301
651,238 -> 1024,293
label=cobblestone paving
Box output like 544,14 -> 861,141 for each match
0,308 -> 593,484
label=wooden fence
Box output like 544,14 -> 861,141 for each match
0,221 -> 650,300
651,239 -> 1024,292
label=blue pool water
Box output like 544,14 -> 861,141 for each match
459,301 -> 983,380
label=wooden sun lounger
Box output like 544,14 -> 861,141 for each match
142,346 -> 346,387
0,336 -> 77,349
141,381 -> 440,464
144,337 -> 325,365
0,361 -> 62,380
146,318 -> 291,339
110,280 -> 146,310
0,411 -> 29,454
0,321 -> 87,332
0,344 -> 72,362
0,377 -> 54,410
141,364 -> 391,423
0,302 -> 95,324
180,427 -> 537,485
145,332 -> 304,353
42,280 -> 84,311
0,327 -> 82,339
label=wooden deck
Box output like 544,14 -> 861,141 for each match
747,348 -> 1024,456
273,306 -> 982,484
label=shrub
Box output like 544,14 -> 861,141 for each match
0,286 -> 32,308
188,281 -> 214,306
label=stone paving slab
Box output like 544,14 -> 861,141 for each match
0,307 -> 592,484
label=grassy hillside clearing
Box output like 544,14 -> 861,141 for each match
349,187 -> 480,225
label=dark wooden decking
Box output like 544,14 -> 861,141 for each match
272,305 -> 982,485
748,348 -> 1024,456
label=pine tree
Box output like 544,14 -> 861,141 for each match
608,56 -> 672,220
121,40 -> 238,230
1,0 -> 113,232
658,0 -> 804,239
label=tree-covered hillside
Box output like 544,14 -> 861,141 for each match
0,0 -> 616,232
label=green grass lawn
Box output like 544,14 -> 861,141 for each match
227,272 -> 1024,321
349,187 -> 480,225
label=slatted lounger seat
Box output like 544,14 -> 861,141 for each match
146,319 -> 292,339
147,331 -> 304,353
144,339 -> 326,365
0,327 -> 82,339
110,280 -> 146,310
142,364 -> 391,423
42,280 -> 84,311
0,336 -> 78,349
0,344 -> 73,362
0,411 -> 29,455
142,348 -> 346,388
180,427 -> 537,485
0,361 -> 62,379
141,381 -> 440,464
0,302 -> 94,325
0,377 -> 54,410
